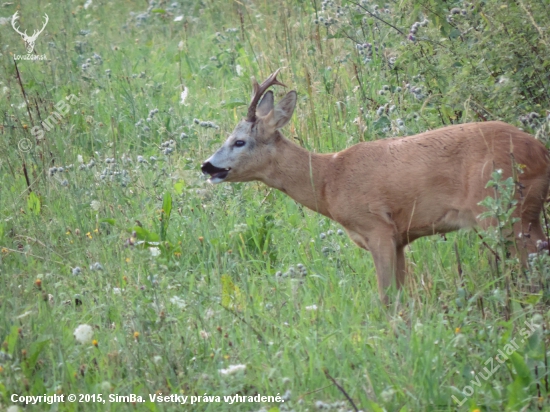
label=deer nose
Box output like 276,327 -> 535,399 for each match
201,161 -> 213,175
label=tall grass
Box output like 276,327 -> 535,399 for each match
0,0 -> 549,410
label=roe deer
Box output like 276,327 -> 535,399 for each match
201,69 -> 550,302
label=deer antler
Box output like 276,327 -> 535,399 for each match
246,69 -> 287,122
11,11 -> 27,38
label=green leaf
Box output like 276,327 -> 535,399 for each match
221,274 -> 244,311
523,292 -> 542,305
27,192 -> 41,215
100,218 -> 117,226
6,325 -> 19,355
151,8 -> 166,13
25,339 -> 49,372
160,192 -> 172,241
373,116 -> 391,132
174,181 -> 185,195
132,226 -> 160,242
221,99 -> 247,109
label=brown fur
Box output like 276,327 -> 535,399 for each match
203,89 -> 550,302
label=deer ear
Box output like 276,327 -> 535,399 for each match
268,91 -> 296,129
256,91 -> 274,117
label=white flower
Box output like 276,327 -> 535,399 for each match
236,64 -> 243,77
90,200 -> 101,211
77,154 -> 84,163
100,381 -> 111,391
170,296 -> 186,308
174,15 -> 184,22
74,324 -> 94,344
305,304 -> 318,311
178,40 -> 184,51
153,355 -> 163,364
219,364 -> 246,375
84,0 -> 92,9
150,247 -> 161,257
112,288 -> 122,295
179,86 -> 188,105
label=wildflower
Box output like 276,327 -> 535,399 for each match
133,331 -> 140,340
315,401 -> 330,410
455,327 -> 461,334
180,86 -> 188,105
74,324 -> 94,344
34,279 -> 42,289
453,333 -> 467,348
381,388 -> 396,402
150,247 -> 161,257
219,364 -> 246,375
92,339 -> 98,347
90,262 -> 104,271
170,296 -> 186,308
174,15 -> 183,22
90,200 -> 101,211
305,304 -> 318,311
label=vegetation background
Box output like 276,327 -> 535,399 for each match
1,0 -> 550,410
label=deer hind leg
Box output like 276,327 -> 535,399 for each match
513,217 -> 545,265
396,245 -> 406,289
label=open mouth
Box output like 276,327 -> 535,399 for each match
201,162 -> 231,181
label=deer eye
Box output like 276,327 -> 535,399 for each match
234,140 -> 246,147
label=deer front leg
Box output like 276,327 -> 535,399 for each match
367,230 -> 398,304
346,226 -> 398,303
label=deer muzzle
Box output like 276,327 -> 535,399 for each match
201,161 -> 231,182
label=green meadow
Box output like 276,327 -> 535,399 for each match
1,0 -> 550,410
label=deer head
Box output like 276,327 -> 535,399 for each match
11,11 -> 49,54
202,69 -> 297,183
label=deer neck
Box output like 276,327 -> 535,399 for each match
261,134 -> 332,218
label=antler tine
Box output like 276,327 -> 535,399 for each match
246,69 -> 287,122
11,11 -> 27,36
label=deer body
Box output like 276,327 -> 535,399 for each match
202,70 -> 550,302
